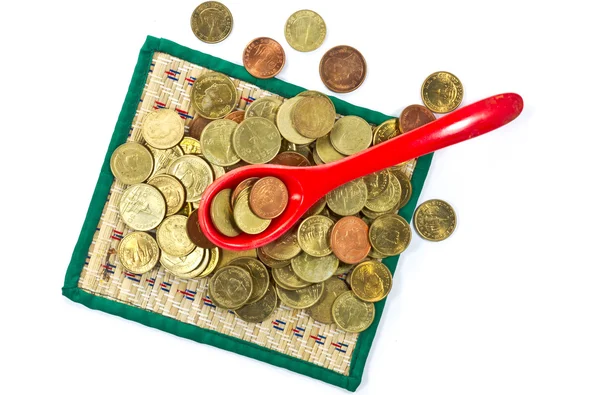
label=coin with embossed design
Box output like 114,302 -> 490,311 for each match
249,177 -> 288,219
235,284 -> 278,323
350,260 -> 392,302
232,117 -> 280,164
276,282 -> 324,309
160,247 -> 205,275
369,213 -> 412,256
365,172 -> 401,212
246,96 -> 283,123
332,291 -> 375,333
261,228 -> 301,260
175,248 -> 211,279
272,264 -> 311,290
200,119 -> 240,166
414,199 -> 456,241
373,119 -> 400,145
291,252 -> 338,283
306,277 -> 348,324
141,109 -> 185,149
146,145 -> 184,177
297,215 -> 334,257
229,257 -> 269,304
231,177 -> 259,206
119,184 -> 166,231
315,135 -> 346,163
421,71 -> 463,113
269,151 -> 310,167
167,155 -> 213,202
399,104 -> 436,133
330,216 -> 371,264
197,247 -> 221,278
284,10 -> 326,52
147,174 -> 186,216
210,189 -> 240,237
276,97 -> 315,145
388,169 -> 412,209
156,215 -> 196,257
232,188 -> 271,234
329,115 -> 372,155
191,72 -> 237,119
209,265 -> 253,309
363,170 -> 390,199
257,247 -> 291,269
118,231 -> 160,274
326,178 -> 368,216
110,142 -> 154,185
190,1 -> 233,44
319,45 -> 367,93
292,96 -> 336,139
243,37 -> 285,79
179,136 -> 202,155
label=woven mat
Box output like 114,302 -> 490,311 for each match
62,36 -> 433,391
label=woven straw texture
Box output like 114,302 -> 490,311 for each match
76,50 -> 416,377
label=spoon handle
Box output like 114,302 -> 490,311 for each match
313,93 -> 523,194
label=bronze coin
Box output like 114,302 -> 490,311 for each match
225,110 -> 245,123
231,177 -> 259,206
269,151 -> 310,167
249,177 -> 289,219
330,216 -> 370,264
186,209 -> 216,249
319,45 -> 367,93
399,105 -> 437,133
243,37 -> 286,79
188,116 -> 212,140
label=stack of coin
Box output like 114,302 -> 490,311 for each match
110,66 -> 461,329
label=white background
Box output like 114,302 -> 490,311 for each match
1,1 -> 599,394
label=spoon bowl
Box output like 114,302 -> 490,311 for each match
198,93 -> 524,250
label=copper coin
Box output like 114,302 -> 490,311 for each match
399,105 -> 437,133
330,216 -> 371,264
225,110 -> 245,123
270,151 -> 310,167
249,177 -> 289,219
186,209 -> 216,249
188,116 -> 212,140
231,177 -> 259,206
243,37 -> 286,79
319,45 -> 367,93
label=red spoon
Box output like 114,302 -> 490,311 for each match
198,93 -> 523,251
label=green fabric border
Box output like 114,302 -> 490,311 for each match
62,36 -> 434,392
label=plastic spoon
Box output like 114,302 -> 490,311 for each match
198,93 -> 523,250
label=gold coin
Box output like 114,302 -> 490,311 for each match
334,262 -> 355,276
349,260 -> 393,302
326,178 -> 368,216
291,96 -> 336,139
257,247 -> 291,269
210,189 -> 240,237
260,228 -> 301,260
232,118 -> 280,164
284,10 -> 326,52
329,115 -> 372,155
421,71 -> 464,113
368,213 -> 411,256
141,109 -> 185,149
160,247 -> 205,275
209,265 -> 253,310
272,264 -> 311,290
315,135 -> 346,163
363,170 -> 390,200
232,188 -> 271,234
179,136 -> 202,155
119,184 -> 166,231
191,71 -> 237,119
200,119 -> 240,166
365,172 -> 401,212
302,196 -> 327,218
146,145 -> 184,177
306,277 -> 348,324
218,247 -> 256,270
110,142 -> 153,185
190,1 -> 233,44
229,257 -> 269,304
197,247 -> 220,277
373,119 -> 400,145
276,97 -> 315,145
167,155 -> 213,202
368,248 -> 387,260
297,215 -> 334,257
388,169 -> 413,209
209,160 -> 226,179
332,291 -> 375,333
175,249 -> 211,279
246,96 -> 283,123
235,284 -> 278,323
147,174 -> 186,216
275,282 -> 324,309
414,199 -> 457,241
291,252 -> 339,283
297,90 -> 335,108
117,232 -> 160,274
156,215 -> 196,257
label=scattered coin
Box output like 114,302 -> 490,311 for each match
369,213 -> 412,256
119,183 -> 166,231
330,216 -> 371,264
399,104 -> 436,133
413,199 -> 457,241
147,174 -> 186,216
319,45 -> 367,93
141,109 -> 185,149
190,1 -> 233,44
243,37 -> 285,79
110,142 -> 154,185
118,231 -> 160,274
332,291 -> 375,333
209,265 -> 253,309
284,10 -> 326,52
421,71 -> 464,113
249,176 -> 288,219
306,277 -> 348,324
350,260 -> 392,302
191,71 -> 238,119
